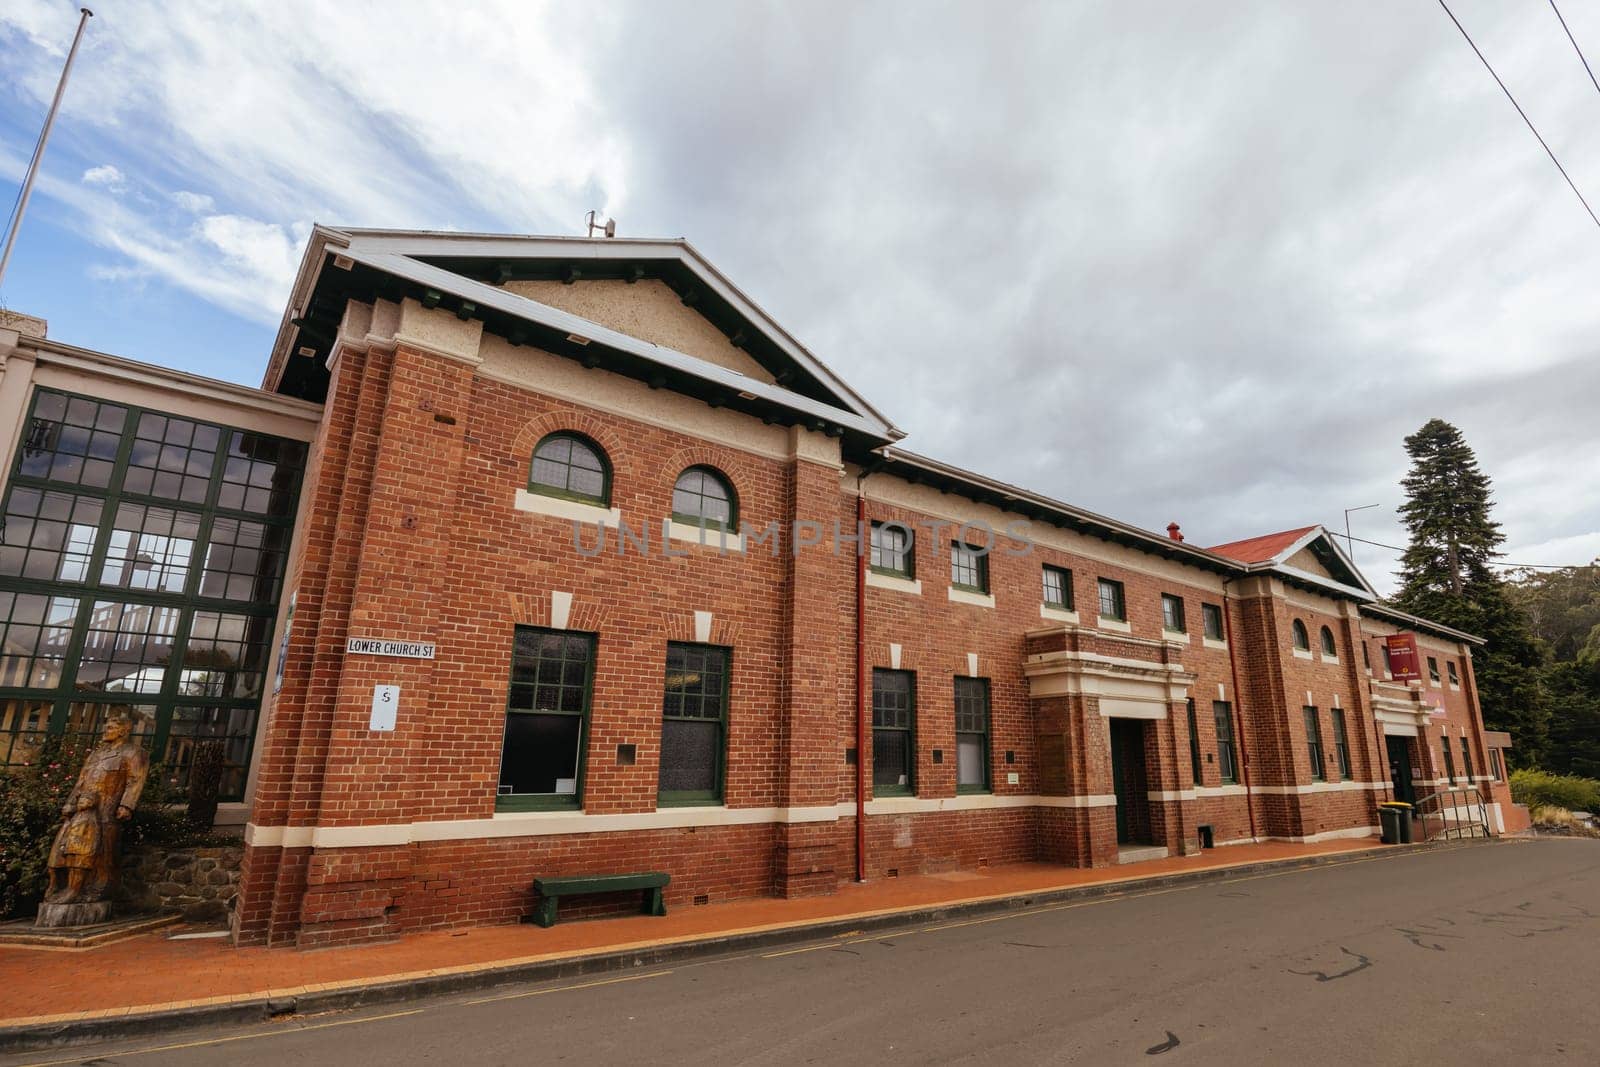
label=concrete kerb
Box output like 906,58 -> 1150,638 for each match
0,837 -> 1495,1053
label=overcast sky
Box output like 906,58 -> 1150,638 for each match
3,0 -> 1598,594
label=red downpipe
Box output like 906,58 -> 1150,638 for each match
854,490 -> 868,881
1221,583 -> 1258,842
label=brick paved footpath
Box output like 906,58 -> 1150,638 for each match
0,838 -> 1387,1032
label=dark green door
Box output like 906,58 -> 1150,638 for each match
1386,735 -> 1415,806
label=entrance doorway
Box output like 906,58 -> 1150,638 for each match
1109,718 -> 1153,845
1386,735 -> 1416,806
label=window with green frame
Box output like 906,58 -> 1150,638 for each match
1161,593 -> 1186,633
1097,577 -> 1126,621
1331,707 -> 1352,779
950,541 -> 988,593
1041,564 -> 1072,609
498,626 -> 594,809
1213,700 -> 1237,784
872,668 -> 915,795
870,521 -> 913,578
1304,706 -> 1325,781
527,432 -> 610,505
670,467 -> 737,531
659,642 -> 729,804
1186,698 -> 1204,783
953,677 -> 990,792
0,388 -> 305,802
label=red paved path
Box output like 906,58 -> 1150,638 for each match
0,837 -> 1378,1028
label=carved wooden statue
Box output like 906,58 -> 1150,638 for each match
36,713 -> 150,928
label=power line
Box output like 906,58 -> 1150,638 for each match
1437,0 -> 1600,230
1330,530 -> 1593,571
1549,0 -> 1600,101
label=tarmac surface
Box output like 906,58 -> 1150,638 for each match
7,837 -> 1596,1066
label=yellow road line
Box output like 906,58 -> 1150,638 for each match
459,968 -> 672,1006
15,1008 -> 425,1067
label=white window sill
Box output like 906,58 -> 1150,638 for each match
1429,680 -> 1443,689
1448,683 -> 1461,692
1097,617 -> 1132,634
514,488 -> 620,526
1040,604 -> 1079,624
1202,637 -> 1228,651
666,520 -> 744,551
866,571 -> 921,595
1163,629 -> 1191,644
1292,649 -> 1314,660
948,586 -> 995,608
1320,654 -> 1340,665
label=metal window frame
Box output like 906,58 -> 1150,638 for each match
949,541 -> 989,594
1161,593 -> 1186,633
669,466 -> 738,532
496,625 -> 597,811
0,387 -> 304,802
527,431 -> 612,507
1097,577 -> 1126,621
953,675 -> 991,794
1041,564 -> 1073,609
658,640 -> 731,805
871,667 -> 916,796
869,521 -> 914,579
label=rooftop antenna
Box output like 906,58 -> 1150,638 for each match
0,8 -> 94,290
584,210 -> 616,238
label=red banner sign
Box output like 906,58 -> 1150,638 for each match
1386,633 -> 1422,682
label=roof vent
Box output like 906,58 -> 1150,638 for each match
565,333 -> 591,346
295,346 -> 317,358
1166,522 -> 1184,542
332,254 -> 354,271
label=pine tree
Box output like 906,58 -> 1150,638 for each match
1392,419 -> 1550,761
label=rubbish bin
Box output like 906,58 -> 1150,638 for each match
1380,802 -> 1413,844
1379,804 -> 1402,844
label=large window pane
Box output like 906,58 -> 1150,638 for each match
499,627 -> 593,804
77,600 -> 183,694
660,643 -> 728,801
499,712 -> 583,796
872,668 -> 915,793
122,412 -> 219,504
16,392 -> 125,489
163,705 -> 258,800
0,592 -> 79,688
0,487 -> 102,582
0,699 -> 54,768
61,701 -> 157,756
954,677 -> 989,791
199,517 -> 289,603
218,433 -> 307,518
99,502 -> 200,593
182,612 -> 271,698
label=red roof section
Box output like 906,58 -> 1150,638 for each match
1207,526 -> 1319,564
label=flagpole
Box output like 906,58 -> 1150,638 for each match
0,7 -> 94,290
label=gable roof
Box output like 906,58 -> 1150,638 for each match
1210,524 -> 1377,601
263,226 -> 903,447
1208,526 -> 1320,565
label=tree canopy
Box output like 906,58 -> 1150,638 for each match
1391,419 -> 1549,760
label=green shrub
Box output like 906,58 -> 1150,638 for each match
0,746 -> 230,920
1510,767 -> 1600,813
0,738 -> 91,920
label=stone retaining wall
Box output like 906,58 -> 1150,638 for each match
116,845 -> 243,924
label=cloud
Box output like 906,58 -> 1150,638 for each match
172,190 -> 214,214
80,164 -> 125,190
3,0 -> 1598,596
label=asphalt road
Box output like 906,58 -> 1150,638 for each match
11,838 -> 1600,1066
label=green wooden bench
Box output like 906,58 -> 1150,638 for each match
531,871 -> 670,928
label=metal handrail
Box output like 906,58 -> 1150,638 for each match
1412,784 -> 1492,842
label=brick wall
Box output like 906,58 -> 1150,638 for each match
234,299 -> 1502,946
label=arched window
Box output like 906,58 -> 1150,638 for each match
528,432 -> 609,505
1291,619 -> 1309,651
671,466 -> 737,530
1320,626 -> 1337,656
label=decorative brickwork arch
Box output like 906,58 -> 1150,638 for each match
505,589 -> 611,634
660,445 -> 764,527
510,409 -> 635,497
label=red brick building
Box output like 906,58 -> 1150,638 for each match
0,231 -> 1526,948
